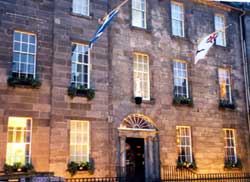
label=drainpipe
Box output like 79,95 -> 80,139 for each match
239,11 -> 250,140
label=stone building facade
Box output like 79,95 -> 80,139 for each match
0,0 -> 249,179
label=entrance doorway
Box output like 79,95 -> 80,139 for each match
126,138 -> 145,182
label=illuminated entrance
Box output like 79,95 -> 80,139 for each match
118,114 -> 160,182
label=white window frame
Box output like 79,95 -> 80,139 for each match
6,117 -> 32,165
173,60 -> 189,98
132,0 -> 147,29
223,129 -> 237,163
72,0 -> 90,16
176,126 -> 193,163
12,31 -> 37,79
214,14 -> 226,47
133,53 -> 150,100
218,68 -> 232,103
171,1 -> 185,37
71,42 -> 90,89
70,120 -> 90,163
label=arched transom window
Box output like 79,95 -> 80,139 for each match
120,114 -> 156,130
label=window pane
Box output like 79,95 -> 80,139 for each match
215,15 -> 226,46
173,61 -> 188,97
71,43 -> 89,88
70,121 -> 89,162
218,68 -> 231,102
224,129 -> 237,163
6,117 -> 32,165
73,0 -> 89,16
176,127 -> 192,163
133,54 -> 150,100
171,3 -> 184,37
132,0 -> 146,28
12,31 -> 36,78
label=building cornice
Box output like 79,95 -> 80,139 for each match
190,0 -> 242,12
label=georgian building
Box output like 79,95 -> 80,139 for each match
0,0 -> 250,180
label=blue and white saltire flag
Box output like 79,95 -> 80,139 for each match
89,0 -> 128,48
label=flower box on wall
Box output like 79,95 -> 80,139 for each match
68,85 -> 95,100
134,97 -> 142,105
173,96 -> 193,107
3,162 -> 35,175
219,99 -> 236,110
67,161 -> 93,176
224,159 -> 242,170
7,76 -> 41,89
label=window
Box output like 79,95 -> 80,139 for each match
133,53 -> 150,100
173,60 -> 188,98
12,31 -> 37,79
171,2 -> 184,37
176,126 -> 193,163
132,0 -> 146,28
224,129 -> 237,163
215,14 -> 226,46
70,120 -> 89,162
72,0 -> 89,16
71,43 -> 89,88
6,117 -> 32,165
218,68 -> 232,102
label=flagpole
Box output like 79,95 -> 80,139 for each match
114,0 -> 129,10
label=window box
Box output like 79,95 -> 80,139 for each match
67,161 -> 92,176
7,75 -> 41,89
224,159 -> 242,170
134,97 -> 142,105
3,163 -> 34,175
176,159 -> 197,170
68,85 -> 95,100
173,96 -> 193,107
219,99 -> 236,110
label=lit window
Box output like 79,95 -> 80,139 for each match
70,120 -> 89,162
6,117 -> 32,165
71,43 -> 89,88
72,0 -> 89,16
171,2 -> 184,37
176,126 -> 193,163
224,129 -> 237,163
12,31 -> 37,79
173,60 -> 188,98
215,14 -> 226,46
133,53 -> 150,100
218,68 -> 231,102
132,0 -> 146,28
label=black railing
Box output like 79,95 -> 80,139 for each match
66,177 -> 125,182
161,165 -> 250,181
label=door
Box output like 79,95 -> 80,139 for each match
126,138 -> 145,182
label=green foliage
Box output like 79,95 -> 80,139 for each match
176,160 -> 197,170
68,85 -> 95,100
224,158 -> 242,170
7,76 -> 41,88
219,99 -> 236,110
3,164 -> 13,174
3,163 -> 34,174
67,161 -> 78,176
176,154 -> 197,170
173,96 -> 193,107
67,161 -> 92,176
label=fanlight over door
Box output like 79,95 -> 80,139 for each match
120,114 -> 156,130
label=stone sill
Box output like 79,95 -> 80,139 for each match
170,34 -> 193,44
130,25 -> 152,33
70,12 -> 93,20
131,98 -> 156,105
224,168 -> 242,172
